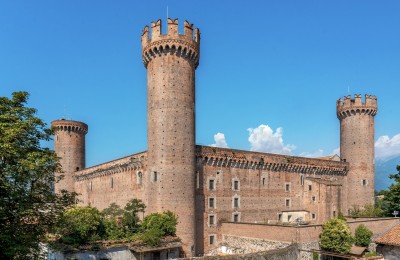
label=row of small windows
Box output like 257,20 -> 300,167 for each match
208,177 -> 312,191
208,213 -> 240,226
208,179 -> 240,191
208,196 -> 240,209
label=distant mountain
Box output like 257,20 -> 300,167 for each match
375,156 -> 400,191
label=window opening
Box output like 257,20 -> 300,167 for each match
209,179 -> 215,190
209,197 -> 215,208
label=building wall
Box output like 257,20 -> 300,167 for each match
74,153 -> 147,211
221,218 -> 400,244
196,146 -> 347,252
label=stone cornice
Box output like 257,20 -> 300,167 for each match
74,152 -> 147,181
196,146 -> 348,176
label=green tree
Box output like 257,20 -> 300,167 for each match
122,198 -> 146,232
56,206 -> 104,245
140,211 -> 178,246
0,92 -> 76,259
354,224 -> 373,247
320,218 -> 353,254
103,218 -> 126,240
381,166 -> 400,216
102,202 -> 124,219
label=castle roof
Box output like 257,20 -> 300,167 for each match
375,223 -> 400,246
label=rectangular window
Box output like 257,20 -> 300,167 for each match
209,179 -> 215,190
233,214 -> 239,222
278,213 -> 282,221
234,197 -> 239,208
312,213 -> 316,219
285,183 -> 290,192
209,235 -> 215,245
90,181 -> 93,191
137,172 -> 143,185
285,199 -> 290,207
333,211 -> 336,217
233,180 -> 239,190
312,196 -> 316,202
110,177 -> 114,189
308,185 -> 312,191
209,215 -> 215,225
153,171 -> 158,182
209,197 -> 215,209
262,177 -> 266,186
362,179 -> 367,186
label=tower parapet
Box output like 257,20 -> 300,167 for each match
51,119 -> 88,193
141,18 -> 200,68
336,94 -> 377,119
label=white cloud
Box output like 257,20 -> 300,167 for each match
210,132 -> 229,148
247,124 -> 295,155
300,149 -> 325,158
332,147 -> 340,156
375,134 -> 400,161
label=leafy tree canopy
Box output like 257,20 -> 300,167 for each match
381,166 -> 400,216
56,206 -> 104,246
320,218 -> 353,254
140,211 -> 178,246
354,224 -> 373,247
122,198 -> 146,232
0,92 -> 76,259
102,202 -> 124,219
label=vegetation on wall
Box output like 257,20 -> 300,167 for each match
0,92 -> 77,259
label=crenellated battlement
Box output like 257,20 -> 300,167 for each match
51,119 -> 88,134
141,18 -> 200,68
336,94 -> 378,119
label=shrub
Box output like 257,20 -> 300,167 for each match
354,224 -> 373,247
320,218 -> 353,254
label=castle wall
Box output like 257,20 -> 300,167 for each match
220,218 -> 400,245
195,146 -> 347,253
74,153 -> 146,210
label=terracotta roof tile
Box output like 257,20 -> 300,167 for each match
375,223 -> 400,246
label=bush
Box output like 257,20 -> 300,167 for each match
354,224 -> 373,247
103,218 -> 126,240
320,218 -> 353,254
57,206 -> 104,245
141,211 -> 178,237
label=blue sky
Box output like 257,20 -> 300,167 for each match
1,0 -> 400,170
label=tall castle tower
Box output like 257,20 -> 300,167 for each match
141,18 -> 200,256
337,94 -> 377,212
51,119 -> 88,193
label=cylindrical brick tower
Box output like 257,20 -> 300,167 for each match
336,94 -> 377,213
141,18 -> 200,256
51,119 -> 88,193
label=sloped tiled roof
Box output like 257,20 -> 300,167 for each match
375,223 -> 400,246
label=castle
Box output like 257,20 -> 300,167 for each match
51,18 -> 377,257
